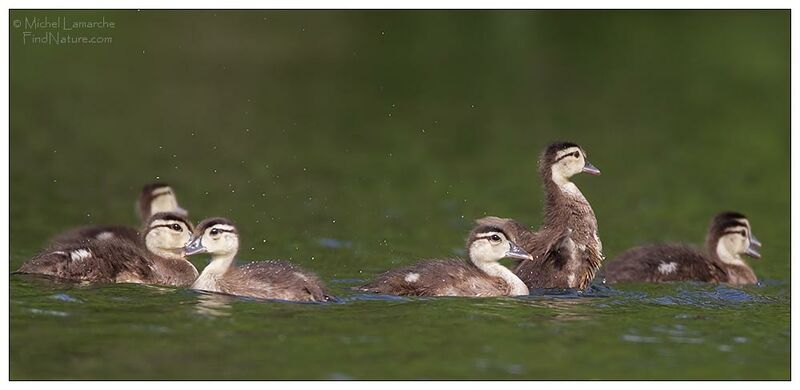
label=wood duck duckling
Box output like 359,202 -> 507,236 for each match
475,141 -> 603,290
354,225 -> 532,297
48,182 -> 188,247
17,212 -> 198,287
183,218 -> 333,302
603,211 -> 762,285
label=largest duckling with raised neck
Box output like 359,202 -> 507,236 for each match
18,212 -> 198,286
355,225 -> 532,297
47,182 -> 188,247
604,211 -> 762,285
183,218 -> 332,302
475,141 -> 603,290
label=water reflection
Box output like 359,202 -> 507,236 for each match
194,292 -> 234,317
516,295 -> 601,322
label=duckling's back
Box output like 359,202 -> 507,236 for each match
47,225 -> 142,248
18,238 -> 155,283
603,244 -> 724,284
217,260 -> 332,302
355,259 -> 510,297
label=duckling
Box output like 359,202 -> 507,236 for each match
475,141 -> 603,290
354,225 -> 532,297
603,211 -> 762,285
183,218 -> 332,302
17,212 -> 198,287
47,182 -> 188,246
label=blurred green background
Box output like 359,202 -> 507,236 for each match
10,10 -> 789,379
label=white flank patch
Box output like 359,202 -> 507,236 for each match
95,232 -> 115,240
567,273 -> 576,286
658,262 -> 678,274
70,249 -> 92,261
404,273 -> 420,283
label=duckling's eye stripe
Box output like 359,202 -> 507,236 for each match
555,152 -> 580,162
150,224 -> 183,230
723,228 -> 747,235
211,229 -> 235,233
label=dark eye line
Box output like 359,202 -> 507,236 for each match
150,223 -> 183,231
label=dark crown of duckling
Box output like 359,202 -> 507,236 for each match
466,224 -> 511,245
705,212 -> 761,261
537,141 -> 600,182
706,211 -> 761,251
145,212 -> 194,235
194,217 -> 238,235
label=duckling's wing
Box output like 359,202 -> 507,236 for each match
18,238 -> 154,283
604,244 -> 715,283
230,260 -> 332,302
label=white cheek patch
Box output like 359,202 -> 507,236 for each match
95,232 -> 115,240
70,249 -> 92,261
658,262 -> 678,274
405,273 -> 420,283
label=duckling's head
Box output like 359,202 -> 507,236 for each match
138,182 -> 188,222
539,141 -> 601,186
144,212 -> 194,259
184,218 -> 239,257
708,212 -> 761,263
711,211 -> 762,248
467,225 -> 533,265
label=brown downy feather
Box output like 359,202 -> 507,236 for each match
48,225 -> 142,248
213,260 -> 331,302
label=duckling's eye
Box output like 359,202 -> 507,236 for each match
170,224 -> 182,232
572,151 -> 580,158
490,234 -> 501,242
210,228 -> 219,236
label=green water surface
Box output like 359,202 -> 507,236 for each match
10,10 -> 789,379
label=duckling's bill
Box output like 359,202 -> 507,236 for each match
745,241 -> 761,259
750,233 -> 762,248
506,241 -> 533,261
582,161 -> 601,175
184,237 -> 207,256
